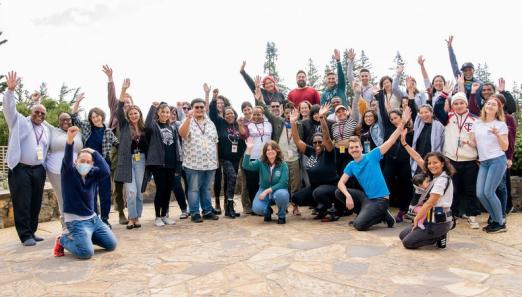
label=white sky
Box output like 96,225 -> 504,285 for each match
1,0 -> 520,114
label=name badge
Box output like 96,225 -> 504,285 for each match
231,144 -> 238,153
339,146 -> 346,154
202,139 -> 208,149
36,146 -> 44,161
134,152 -> 141,161
287,150 -> 293,158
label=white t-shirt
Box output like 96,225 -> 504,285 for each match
247,120 -> 272,160
472,119 -> 508,161
431,172 -> 453,208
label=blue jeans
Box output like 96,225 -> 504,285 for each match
61,216 -> 117,259
476,155 -> 507,224
124,154 -> 145,220
495,169 -> 508,216
184,168 -> 215,215
252,188 -> 290,219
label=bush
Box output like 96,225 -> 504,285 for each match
512,116 -> 522,176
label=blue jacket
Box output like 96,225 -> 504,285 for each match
61,142 -> 110,217
448,47 -> 482,98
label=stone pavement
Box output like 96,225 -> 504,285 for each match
1,200 -> 522,297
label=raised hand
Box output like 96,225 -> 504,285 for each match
81,147 -> 95,154
352,80 -> 362,93
498,78 -> 505,92
443,80 -> 455,94
102,65 -> 113,81
122,78 -> 131,90
333,49 -> 341,61
417,55 -> 425,66
74,92 -> 86,104
203,83 -> 211,95
402,106 -> 412,124
31,91 -> 41,102
318,103 -> 331,118
6,71 -> 18,91
289,108 -> 300,124
245,137 -> 254,150
254,75 -> 262,88
471,82 -> 480,94
66,126 -> 80,144
396,65 -> 404,75
445,35 -> 454,48
152,101 -> 160,108
212,88 -> 219,97
254,84 -> 262,102
240,61 -> 246,72
347,48 -> 356,61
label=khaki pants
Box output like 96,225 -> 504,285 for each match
286,159 -> 301,195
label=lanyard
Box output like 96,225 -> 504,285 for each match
337,121 -> 346,140
33,124 -> 44,146
285,125 -> 292,145
194,118 -> 206,135
456,113 -> 470,133
255,122 -> 265,142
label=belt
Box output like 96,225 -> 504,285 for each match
17,163 -> 43,169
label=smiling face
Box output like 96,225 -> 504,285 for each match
312,134 -> 324,154
216,98 -> 225,112
224,108 -> 236,124
58,112 -> 72,131
242,106 -> 253,120
389,111 -> 402,127
335,107 -> 348,121
451,99 -> 468,115
284,108 -> 292,121
432,76 -> 445,91
481,84 -> 494,100
252,107 -> 263,123
369,100 -> 378,111
360,71 -> 370,86
382,79 -> 392,92
265,144 -> 277,161
192,102 -> 205,118
299,102 -> 310,118
263,79 -> 275,92
462,67 -> 474,80
326,73 -> 337,88
90,112 -> 104,127
484,99 -> 499,117
123,96 -> 133,113
157,105 -> 171,123
127,107 -> 142,125
31,105 -> 46,125
270,102 -> 281,117
348,139 -> 363,160
426,155 -> 443,176
419,106 -> 433,123
296,72 -> 307,88
363,111 -> 375,126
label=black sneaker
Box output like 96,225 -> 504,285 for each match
191,213 -> 203,223
436,234 -> 447,248
277,217 -> 286,224
264,207 -> 273,222
485,222 -> 507,233
384,209 -> 395,228
203,212 -> 219,220
482,222 -> 494,232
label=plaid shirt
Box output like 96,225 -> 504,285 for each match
71,113 -> 119,160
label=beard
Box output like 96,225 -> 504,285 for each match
297,80 -> 306,88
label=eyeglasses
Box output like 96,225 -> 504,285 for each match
271,105 -> 280,108
182,107 -> 190,111
193,106 -> 205,110
33,111 -> 46,116
313,141 -> 323,144
59,118 -> 72,122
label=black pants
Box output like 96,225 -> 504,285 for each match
335,149 -> 353,177
450,160 -> 481,217
334,188 -> 389,231
214,163 -> 223,202
151,166 -> 176,217
244,169 -> 260,205
171,172 -> 187,212
8,164 -> 46,242
221,159 -> 240,202
293,184 -> 337,210
399,222 -> 451,249
383,157 -> 413,211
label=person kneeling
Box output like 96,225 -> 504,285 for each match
53,126 -> 117,259
243,139 -> 289,224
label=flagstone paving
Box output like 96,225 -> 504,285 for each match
1,200 -> 521,297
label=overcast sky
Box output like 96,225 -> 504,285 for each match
0,0 -> 520,114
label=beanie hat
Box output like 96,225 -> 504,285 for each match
451,92 -> 468,105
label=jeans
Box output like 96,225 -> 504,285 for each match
476,155 -> 507,224
61,216 -> 117,259
495,169 -> 508,215
124,154 -> 145,220
8,164 -> 46,242
252,188 -> 290,219
399,222 -> 451,249
185,168 -> 215,215
334,188 -> 389,231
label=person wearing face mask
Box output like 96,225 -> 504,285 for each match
114,79 -> 148,229
53,126 -> 117,259
179,98 -> 220,223
446,35 -> 483,98
238,104 -> 273,212
320,49 -> 348,108
44,110 -> 83,230
103,65 -> 133,225
434,89 -> 481,230
71,95 -> 118,228
209,98 -> 246,218
3,72 -> 50,246
240,61 -> 285,105
287,70 -> 320,106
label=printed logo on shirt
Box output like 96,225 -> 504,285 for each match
275,170 -> 281,177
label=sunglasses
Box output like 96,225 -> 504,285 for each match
271,105 -> 280,108
313,141 -> 323,144
34,111 -> 46,116
193,105 -> 205,110
182,107 -> 190,110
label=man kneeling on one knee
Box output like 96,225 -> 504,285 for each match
53,126 -> 117,259
335,108 -> 411,231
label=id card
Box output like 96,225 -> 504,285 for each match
339,146 -> 346,154
231,144 -> 238,153
363,140 -> 371,153
202,139 -> 208,149
287,150 -> 293,158
134,152 -> 141,161
36,146 -> 44,161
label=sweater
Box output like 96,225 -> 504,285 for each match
320,61 -> 348,107
240,70 -> 285,105
242,154 -> 289,192
61,142 -> 110,217
288,87 -> 320,106
44,122 -> 83,175
209,99 -> 246,161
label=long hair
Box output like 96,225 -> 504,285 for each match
388,109 -> 413,131
354,110 -> 378,136
423,152 -> 456,179
428,75 -> 446,100
480,95 -> 505,122
260,140 -> 284,166
155,102 -> 171,125
298,100 -> 312,120
127,105 -> 144,137
88,107 -> 106,127
379,76 -> 393,90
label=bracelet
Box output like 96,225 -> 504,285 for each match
401,142 -> 408,147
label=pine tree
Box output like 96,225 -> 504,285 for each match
390,51 -> 406,85
263,41 -> 289,96
512,81 -> 521,116
475,63 -> 492,84
356,50 -> 377,85
306,58 -> 321,89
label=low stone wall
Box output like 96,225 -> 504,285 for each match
0,182 -> 59,229
511,175 -> 522,212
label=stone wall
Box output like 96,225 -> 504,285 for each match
511,175 -> 522,212
0,182 -> 59,229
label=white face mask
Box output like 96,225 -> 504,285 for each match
76,163 -> 93,176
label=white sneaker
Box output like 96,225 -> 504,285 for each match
154,217 -> 165,227
161,216 -> 176,225
467,216 -> 480,229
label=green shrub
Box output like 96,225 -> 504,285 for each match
512,116 -> 522,176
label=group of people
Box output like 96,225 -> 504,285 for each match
3,36 -> 517,259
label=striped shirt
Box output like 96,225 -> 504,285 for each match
332,119 -> 357,142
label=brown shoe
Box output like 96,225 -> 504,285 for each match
119,212 -> 129,225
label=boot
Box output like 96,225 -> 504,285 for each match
215,198 -> 222,215
225,199 -> 240,219
119,211 -> 128,225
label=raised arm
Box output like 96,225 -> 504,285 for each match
446,36 -> 460,79
346,49 -> 356,84
2,71 -> 24,128
242,137 -> 260,171
116,78 -> 131,126
400,128 -> 425,170
102,65 -> 117,112
290,110 -> 307,154
333,49 -> 348,107
239,61 -> 256,94
433,81 -> 454,125
417,56 -> 431,90
380,107 -> 410,155
392,66 -> 405,99
468,82 -> 481,116
144,102 -> 158,130
498,78 -> 517,114
318,104 -> 334,152
63,126 -> 80,172
203,83 -> 211,112
178,109 -> 192,139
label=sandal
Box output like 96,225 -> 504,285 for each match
133,222 -> 142,228
126,224 -> 135,230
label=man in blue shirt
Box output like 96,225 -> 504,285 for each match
335,108 -> 410,231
